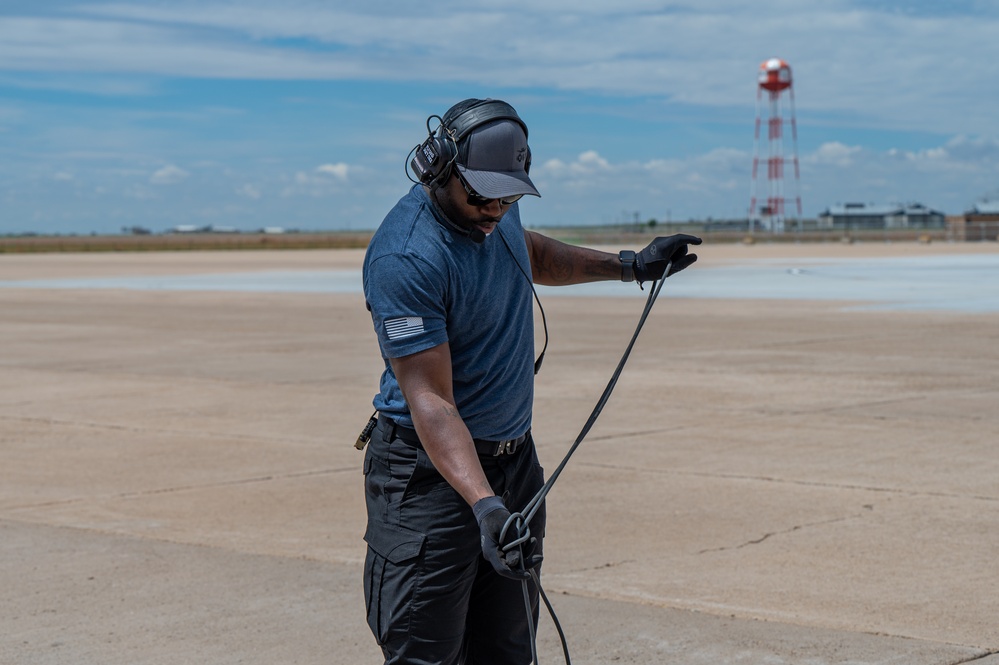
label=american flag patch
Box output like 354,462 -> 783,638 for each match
385,316 -> 425,340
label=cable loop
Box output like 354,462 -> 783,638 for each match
500,512 -> 531,552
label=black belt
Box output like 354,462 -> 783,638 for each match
378,416 -> 529,457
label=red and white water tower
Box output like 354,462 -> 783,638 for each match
750,58 -> 802,232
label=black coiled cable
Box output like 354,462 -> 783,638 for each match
503,267 -> 672,664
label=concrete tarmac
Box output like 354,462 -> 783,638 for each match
2,242 -> 998,664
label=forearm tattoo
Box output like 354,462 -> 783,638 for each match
535,241 -> 574,283
530,233 -> 616,283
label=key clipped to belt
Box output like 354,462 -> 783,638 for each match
355,411 -> 378,450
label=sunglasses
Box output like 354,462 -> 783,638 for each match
456,170 -> 524,207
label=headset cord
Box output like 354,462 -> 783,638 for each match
503,265 -> 672,665
497,229 -> 549,375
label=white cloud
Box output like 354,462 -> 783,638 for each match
939,135 -> 999,163
540,150 -> 611,177
150,164 -> 189,184
316,162 -> 349,180
575,150 -> 610,171
808,142 -> 863,167
278,163 -> 357,198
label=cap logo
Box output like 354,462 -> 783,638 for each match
516,148 -> 526,163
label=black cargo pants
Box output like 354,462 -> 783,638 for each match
362,418 -> 546,664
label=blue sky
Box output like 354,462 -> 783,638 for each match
2,0 -> 998,235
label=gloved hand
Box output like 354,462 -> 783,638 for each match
472,496 -> 539,580
633,234 -> 702,283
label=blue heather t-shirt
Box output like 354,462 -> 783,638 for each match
363,185 -> 535,441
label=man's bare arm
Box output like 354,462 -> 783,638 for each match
389,343 -> 494,507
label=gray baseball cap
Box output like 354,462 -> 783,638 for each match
457,119 -> 540,199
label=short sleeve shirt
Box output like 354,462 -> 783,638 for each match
362,185 -> 535,441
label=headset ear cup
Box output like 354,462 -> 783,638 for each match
411,131 -> 457,187
432,133 -> 457,187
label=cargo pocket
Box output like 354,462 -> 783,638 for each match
403,447 -> 449,498
363,518 -> 427,646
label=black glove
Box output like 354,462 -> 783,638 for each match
472,496 -> 537,580
631,234 -> 702,284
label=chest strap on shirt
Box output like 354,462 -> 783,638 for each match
377,415 -> 529,457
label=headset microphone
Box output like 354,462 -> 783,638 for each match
430,200 -> 487,244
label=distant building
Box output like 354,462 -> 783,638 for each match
817,203 -> 945,230
965,200 -> 999,221
956,201 -> 999,242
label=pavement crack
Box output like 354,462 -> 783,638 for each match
6,467 -> 355,511
566,559 -> 637,574
578,461 -> 999,503
954,652 -> 999,665
115,467 -> 350,499
697,515 -> 855,555
0,414 -> 318,446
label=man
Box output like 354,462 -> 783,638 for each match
361,98 -> 700,664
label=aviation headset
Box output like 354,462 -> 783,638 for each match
408,98 -> 532,190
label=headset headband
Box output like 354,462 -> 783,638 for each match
441,99 -> 529,144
